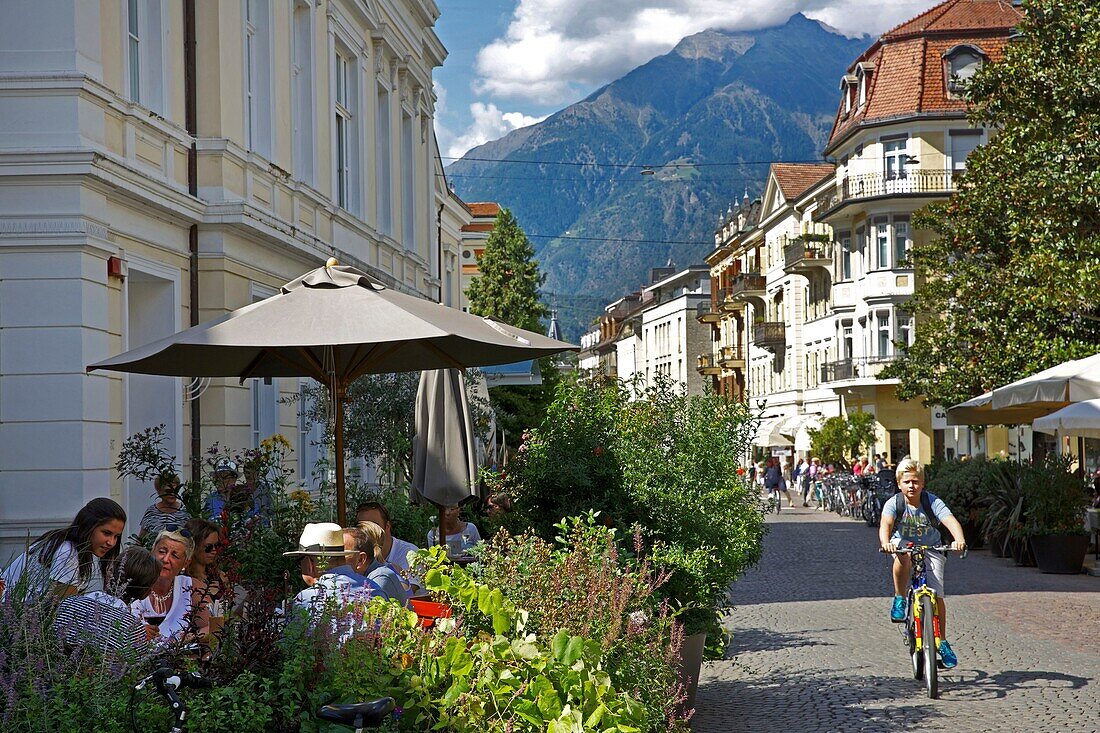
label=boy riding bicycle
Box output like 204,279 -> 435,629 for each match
879,457 -> 967,668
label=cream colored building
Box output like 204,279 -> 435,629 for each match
0,0 -> 467,561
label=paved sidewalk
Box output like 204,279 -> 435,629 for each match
693,506 -> 1100,732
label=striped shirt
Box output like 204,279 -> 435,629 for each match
53,591 -> 148,657
139,502 -> 191,536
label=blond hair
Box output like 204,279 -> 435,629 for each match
895,457 -> 924,483
153,529 -> 196,563
355,520 -> 386,564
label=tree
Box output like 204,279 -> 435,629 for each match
465,208 -> 558,438
808,411 -> 877,470
882,0 -> 1100,408
466,207 -> 550,333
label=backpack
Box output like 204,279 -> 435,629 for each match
892,491 -> 943,537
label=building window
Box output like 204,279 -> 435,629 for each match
875,217 -> 889,269
877,313 -> 891,358
945,45 -> 985,96
841,232 -> 852,280
883,137 -> 909,180
899,315 -> 913,353
291,1 -> 315,184
894,216 -> 910,266
335,53 -> 351,207
858,72 -> 866,107
333,46 -> 360,213
243,0 -> 271,157
376,84 -> 393,234
401,112 -> 416,249
127,0 -> 140,102
949,129 -> 983,172
251,378 -> 279,448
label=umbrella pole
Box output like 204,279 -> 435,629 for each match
333,382 -> 346,523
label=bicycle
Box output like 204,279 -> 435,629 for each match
888,543 -> 966,699
134,662 -> 395,732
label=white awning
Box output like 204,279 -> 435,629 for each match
753,416 -> 793,447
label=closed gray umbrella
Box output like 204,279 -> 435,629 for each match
412,369 -> 478,545
87,263 -> 575,520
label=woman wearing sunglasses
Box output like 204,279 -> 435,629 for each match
184,518 -> 227,621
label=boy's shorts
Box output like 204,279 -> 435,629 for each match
893,544 -> 946,596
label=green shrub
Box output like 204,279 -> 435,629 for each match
925,457 -> 997,524
488,375 -> 765,646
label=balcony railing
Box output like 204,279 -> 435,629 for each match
752,321 -> 785,351
783,236 -> 833,272
728,272 -> 766,301
718,344 -> 744,366
696,353 -> 721,375
819,355 -> 899,384
815,170 -> 956,217
696,300 -> 721,324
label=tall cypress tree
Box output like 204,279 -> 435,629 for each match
466,208 -> 550,332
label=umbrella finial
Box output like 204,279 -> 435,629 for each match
326,257 -> 339,268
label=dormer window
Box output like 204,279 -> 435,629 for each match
840,74 -> 857,114
856,62 -> 874,108
944,45 -> 986,97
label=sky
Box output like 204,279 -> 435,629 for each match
433,0 -> 945,161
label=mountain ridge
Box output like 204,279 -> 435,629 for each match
448,13 -> 867,340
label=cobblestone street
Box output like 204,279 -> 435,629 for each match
693,507 -> 1100,732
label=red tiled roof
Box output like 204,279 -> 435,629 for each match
466,202 -> 500,217
824,0 -> 1020,154
772,163 -> 836,200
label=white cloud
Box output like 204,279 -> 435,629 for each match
445,102 -> 547,159
475,0 -> 941,104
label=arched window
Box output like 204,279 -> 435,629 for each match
944,45 -> 986,97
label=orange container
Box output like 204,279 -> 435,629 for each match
409,599 -> 452,629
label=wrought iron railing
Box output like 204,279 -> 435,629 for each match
819,355 -> 899,383
783,237 -> 833,269
752,321 -> 785,347
729,272 -> 766,298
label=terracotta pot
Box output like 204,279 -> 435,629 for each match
1030,534 -> 1088,574
677,632 -> 706,714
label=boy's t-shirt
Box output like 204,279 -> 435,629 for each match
882,491 -> 953,547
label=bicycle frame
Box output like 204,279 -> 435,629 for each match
907,553 -> 942,656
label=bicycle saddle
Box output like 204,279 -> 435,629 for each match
318,698 -> 396,728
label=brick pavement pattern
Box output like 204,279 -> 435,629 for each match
693,506 -> 1100,732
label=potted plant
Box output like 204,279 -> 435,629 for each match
982,460 -> 1025,558
925,457 -> 992,550
1023,456 -> 1090,574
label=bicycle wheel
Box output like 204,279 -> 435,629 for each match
920,595 -> 938,698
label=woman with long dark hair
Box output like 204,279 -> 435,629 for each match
1,498 -> 126,600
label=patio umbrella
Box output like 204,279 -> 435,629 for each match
946,391 -> 1055,426
87,262 -> 576,520
411,369 -> 478,546
1032,399 -> 1100,439
990,352 -> 1100,412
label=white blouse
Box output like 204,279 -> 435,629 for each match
131,574 -> 194,640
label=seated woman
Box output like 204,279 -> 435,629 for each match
53,546 -> 160,657
131,528 -> 206,641
1,498 -> 126,601
352,523 -> 409,607
425,504 -> 482,555
137,472 -> 190,541
184,518 -> 226,618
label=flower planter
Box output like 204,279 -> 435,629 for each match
1009,537 -> 1036,567
677,631 -> 706,714
1030,534 -> 1088,574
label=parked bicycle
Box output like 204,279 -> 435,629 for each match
888,543 -> 966,699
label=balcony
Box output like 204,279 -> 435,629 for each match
728,272 -> 766,302
815,170 -> 956,219
696,353 -> 721,375
819,355 -> 899,384
718,344 -> 744,368
752,321 -> 785,351
784,235 -> 833,273
695,300 -> 721,324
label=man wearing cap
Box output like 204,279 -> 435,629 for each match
285,523 -> 373,631
204,459 -> 271,525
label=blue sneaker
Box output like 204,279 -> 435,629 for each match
890,596 -> 906,622
938,640 -> 958,668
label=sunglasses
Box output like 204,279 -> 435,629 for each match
166,525 -> 193,539
203,543 -> 218,553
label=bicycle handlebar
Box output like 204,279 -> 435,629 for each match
882,544 -> 968,559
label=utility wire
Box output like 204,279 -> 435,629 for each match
527,233 -> 712,245
441,155 -> 831,169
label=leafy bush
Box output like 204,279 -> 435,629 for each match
486,374 -> 765,647
807,412 -> 876,470
925,457 -> 997,524
1022,456 -> 1090,536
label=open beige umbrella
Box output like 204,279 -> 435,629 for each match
87,262 -> 575,520
946,391 -> 1056,426
990,352 -> 1100,412
1032,399 -> 1100,439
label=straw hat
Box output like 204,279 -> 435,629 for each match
283,522 -> 346,556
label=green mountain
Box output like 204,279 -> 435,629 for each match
448,13 -> 866,339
